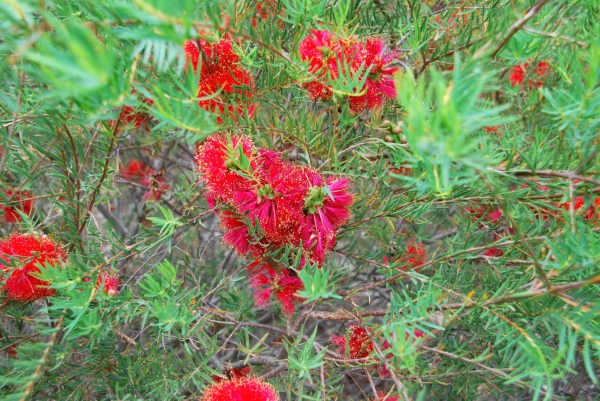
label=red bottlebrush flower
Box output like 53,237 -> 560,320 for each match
98,272 -> 121,296
233,157 -> 307,244
401,243 -> 426,271
483,247 -> 504,257
220,210 -> 266,257
201,377 -> 279,401
389,166 -> 411,177
122,160 -> 169,201
211,367 -> 252,384
331,325 -> 374,360
0,234 -> 65,302
0,190 -> 34,223
487,209 -> 503,223
557,197 -> 585,213
123,160 -> 154,183
7,344 -> 17,358
112,93 -> 154,132
509,64 -> 526,86
184,34 -> 255,123
510,61 -> 550,87
248,260 -> 305,315
349,37 -> 399,113
195,133 -> 255,205
184,39 -> 200,72
301,175 -> 353,264
298,30 -> 344,101
385,243 -> 426,271
372,392 -> 400,401
143,176 -> 170,202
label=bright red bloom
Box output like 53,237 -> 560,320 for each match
483,247 -> 504,257
123,160 -> 154,182
485,126 -> 499,133
211,367 -> 252,384
195,134 -> 255,204
349,38 -> 399,112
510,61 -> 550,87
248,260 -> 305,315
298,30 -> 348,101
0,190 -> 34,223
301,175 -> 353,264
487,209 -> 503,223
0,234 -> 65,302
98,272 -> 121,296
372,392 -> 399,401
384,243 -> 426,271
233,155 -> 307,244
509,64 -> 526,86
220,210 -> 265,257
390,166 -> 412,177
184,34 -> 255,123
112,93 -> 154,132
7,344 -> 17,358
83,272 -> 121,296
201,377 -> 279,401
331,325 -> 374,360
122,160 -> 169,201
402,243 -> 426,271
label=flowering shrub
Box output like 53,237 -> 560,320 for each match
1,0 -> 600,400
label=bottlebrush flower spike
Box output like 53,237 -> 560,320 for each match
0,233 -> 65,302
233,153 -> 307,244
298,29 -> 346,101
385,243 -> 426,271
123,160 -> 154,183
0,190 -> 34,223
349,37 -> 399,112
248,260 -> 305,315
302,174 -> 353,264
201,376 -> 279,401
220,210 -> 266,257
122,160 -> 169,201
331,325 -> 374,360
98,272 -> 121,296
184,33 -> 255,123
483,247 -> 504,257
112,93 -> 154,132
372,392 -> 399,401
83,272 -> 121,296
510,61 -> 550,87
195,133 -> 255,205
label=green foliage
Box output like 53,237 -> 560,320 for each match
0,0 -> 600,400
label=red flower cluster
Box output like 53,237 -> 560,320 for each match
383,242 -> 426,271
0,190 -> 34,223
331,325 -> 374,360
298,30 -> 398,112
332,324 -> 424,376
372,392 -> 400,401
467,206 -> 502,225
84,272 -> 121,296
248,260 -> 305,316
0,234 -> 65,302
509,61 -> 550,87
122,159 -> 169,201
201,376 -> 279,401
111,92 -> 154,132
195,133 -> 353,266
184,33 -> 255,123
